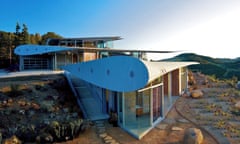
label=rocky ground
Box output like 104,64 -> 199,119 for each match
177,72 -> 240,144
0,74 -> 89,143
0,72 -> 240,144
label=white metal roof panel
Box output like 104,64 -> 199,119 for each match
142,61 -> 199,83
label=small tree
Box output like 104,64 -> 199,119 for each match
14,22 -> 22,47
21,24 -> 30,44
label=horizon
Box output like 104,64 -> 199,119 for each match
1,0 -> 240,60
150,52 -> 240,61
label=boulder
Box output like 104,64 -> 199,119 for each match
188,72 -> 196,85
234,101 -> 240,110
7,98 -> 13,103
237,81 -> 240,90
40,101 -> 54,112
183,128 -> 203,144
18,100 -> 27,107
3,135 -> 22,144
190,90 -> 203,99
2,100 -> 8,107
202,79 -> 209,85
31,102 -> 40,110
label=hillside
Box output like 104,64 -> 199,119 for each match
161,53 -> 240,79
0,75 -> 92,143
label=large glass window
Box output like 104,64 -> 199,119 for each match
120,74 -> 166,138
124,92 -> 137,126
56,53 -> 72,68
105,41 -> 113,48
124,90 -> 151,137
97,40 -> 105,48
152,85 -> 163,122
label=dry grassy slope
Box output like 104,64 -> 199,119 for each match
181,72 -> 240,144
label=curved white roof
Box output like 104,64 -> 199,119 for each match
142,61 -> 199,83
62,56 -> 148,92
14,45 -> 76,56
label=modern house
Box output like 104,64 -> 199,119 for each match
14,37 -> 198,139
15,36 -> 121,71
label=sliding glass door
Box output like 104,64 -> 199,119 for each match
152,84 -> 163,122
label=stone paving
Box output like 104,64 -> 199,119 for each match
95,120 -> 120,144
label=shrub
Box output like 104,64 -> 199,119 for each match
8,84 -> 22,97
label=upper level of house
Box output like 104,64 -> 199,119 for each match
46,36 -> 122,48
14,36 -> 149,70
46,36 -> 147,60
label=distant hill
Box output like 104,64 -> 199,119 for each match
160,53 -> 240,79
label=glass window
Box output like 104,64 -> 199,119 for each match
105,41 -> 113,48
152,85 -> 163,122
97,40 -> 105,48
76,40 -> 83,47
123,90 -> 151,137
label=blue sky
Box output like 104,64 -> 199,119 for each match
1,0 -> 240,60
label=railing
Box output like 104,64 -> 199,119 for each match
84,82 -> 104,113
63,71 -> 88,119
